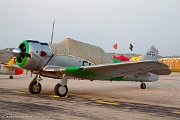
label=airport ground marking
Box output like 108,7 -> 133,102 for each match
11,90 -> 26,94
172,111 -> 180,114
52,95 -> 68,98
96,99 -> 120,106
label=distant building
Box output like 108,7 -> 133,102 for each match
158,58 -> 180,71
131,56 -> 180,72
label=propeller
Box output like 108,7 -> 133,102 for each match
12,48 -> 31,58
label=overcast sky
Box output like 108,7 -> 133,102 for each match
0,0 -> 180,56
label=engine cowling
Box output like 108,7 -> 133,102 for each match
14,40 -> 51,71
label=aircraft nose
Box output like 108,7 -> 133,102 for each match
12,48 -> 21,57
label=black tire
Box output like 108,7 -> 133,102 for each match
54,83 -> 68,97
9,75 -> 13,79
29,81 -> 41,94
140,83 -> 146,89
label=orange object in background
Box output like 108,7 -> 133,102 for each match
113,44 -> 118,49
158,58 -> 180,71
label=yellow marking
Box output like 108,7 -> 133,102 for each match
8,56 -> 16,64
53,95 -> 60,98
96,99 -> 120,106
12,90 -> 25,94
52,95 -> 68,98
172,111 -> 180,114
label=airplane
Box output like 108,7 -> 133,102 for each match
0,56 -> 23,79
12,39 -> 171,97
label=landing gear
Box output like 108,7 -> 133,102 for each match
9,75 -> 13,79
54,74 -> 68,97
29,74 -> 42,94
54,84 -> 68,97
28,74 -> 69,97
140,83 -> 146,89
29,81 -> 41,94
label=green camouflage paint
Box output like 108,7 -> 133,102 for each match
65,66 -> 124,81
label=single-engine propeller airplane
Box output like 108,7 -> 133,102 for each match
12,39 -> 171,97
0,56 -> 23,79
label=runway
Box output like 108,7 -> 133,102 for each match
0,73 -> 180,120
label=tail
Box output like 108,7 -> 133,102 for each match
140,45 -> 158,61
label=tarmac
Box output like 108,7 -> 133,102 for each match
0,72 -> 180,120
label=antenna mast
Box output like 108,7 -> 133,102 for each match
50,20 -> 55,43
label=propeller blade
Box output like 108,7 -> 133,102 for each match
12,48 -> 21,57
12,48 -> 31,58
20,52 -> 31,57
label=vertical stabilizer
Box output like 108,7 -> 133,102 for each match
140,45 -> 158,61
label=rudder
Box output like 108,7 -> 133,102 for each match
140,45 -> 158,61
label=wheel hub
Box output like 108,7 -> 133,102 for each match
58,86 -> 66,95
32,84 -> 40,92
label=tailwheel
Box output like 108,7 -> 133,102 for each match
29,81 -> 41,94
9,75 -> 13,79
54,83 -> 68,97
140,83 -> 146,89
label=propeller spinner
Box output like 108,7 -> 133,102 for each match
12,48 -> 21,57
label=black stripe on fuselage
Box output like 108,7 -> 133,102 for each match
25,40 -> 48,45
26,40 -> 40,43
40,43 -> 48,45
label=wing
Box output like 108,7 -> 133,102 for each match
4,63 -> 21,69
42,61 -> 171,80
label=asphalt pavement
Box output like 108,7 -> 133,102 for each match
0,72 -> 180,120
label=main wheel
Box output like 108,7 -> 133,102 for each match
140,83 -> 146,89
9,75 -> 13,79
54,83 -> 68,97
29,81 -> 41,94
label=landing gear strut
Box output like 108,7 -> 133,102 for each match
54,74 -> 68,97
29,74 -> 42,94
140,83 -> 146,89
28,54 -> 54,95
29,74 -> 69,97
